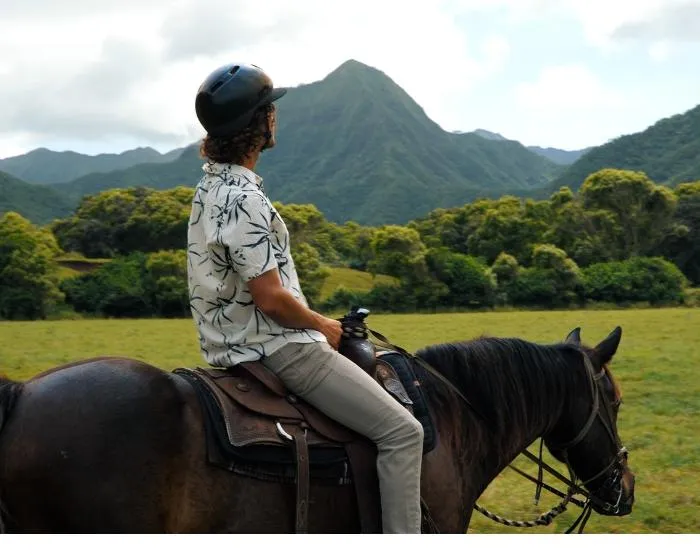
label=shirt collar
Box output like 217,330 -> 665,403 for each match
202,162 -> 264,190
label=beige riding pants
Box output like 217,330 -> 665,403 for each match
261,340 -> 424,533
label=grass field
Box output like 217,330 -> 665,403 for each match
319,266 -> 398,301
0,308 -> 698,534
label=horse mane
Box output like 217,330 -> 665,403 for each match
415,336 -> 588,461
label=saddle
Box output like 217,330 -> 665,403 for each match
173,348 -> 436,534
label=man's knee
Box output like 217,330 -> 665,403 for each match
393,413 -> 424,447
408,415 -> 424,443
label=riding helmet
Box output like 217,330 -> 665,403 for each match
195,63 -> 287,137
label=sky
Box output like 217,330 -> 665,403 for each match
0,0 -> 699,159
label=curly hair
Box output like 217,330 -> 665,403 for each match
199,103 -> 274,164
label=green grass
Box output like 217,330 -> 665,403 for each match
54,254 -> 111,281
0,308 -> 698,533
319,266 -> 398,301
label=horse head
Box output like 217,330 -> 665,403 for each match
544,326 -> 635,517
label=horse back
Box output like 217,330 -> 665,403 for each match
0,357 -> 192,532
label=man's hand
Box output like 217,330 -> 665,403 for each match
315,317 -> 342,350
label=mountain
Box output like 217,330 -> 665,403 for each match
0,146 -> 185,185
552,104 -> 700,191
527,146 -> 592,165
0,171 -> 75,224
54,143 -> 204,201
465,129 -> 591,165
471,129 -> 507,141
52,60 -> 560,225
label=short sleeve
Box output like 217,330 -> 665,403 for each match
216,192 -> 278,282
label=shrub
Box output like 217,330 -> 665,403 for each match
426,248 -> 496,307
582,257 -> 688,305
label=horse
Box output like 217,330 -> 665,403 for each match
0,325 -> 635,533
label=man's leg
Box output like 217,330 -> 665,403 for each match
261,341 -> 424,534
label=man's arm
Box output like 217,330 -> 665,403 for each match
248,268 -> 342,350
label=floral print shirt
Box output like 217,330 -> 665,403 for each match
187,162 -> 325,366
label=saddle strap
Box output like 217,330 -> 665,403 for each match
292,427 -> 310,533
345,440 -> 382,533
239,362 -> 289,397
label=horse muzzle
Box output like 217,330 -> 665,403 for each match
591,467 -> 635,516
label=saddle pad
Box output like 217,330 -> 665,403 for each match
376,350 -> 438,454
175,368 -> 353,479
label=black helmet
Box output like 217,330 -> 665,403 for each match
195,63 -> 287,137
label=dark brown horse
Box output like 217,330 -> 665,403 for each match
0,326 -> 634,533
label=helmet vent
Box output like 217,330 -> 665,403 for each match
229,65 -> 240,75
210,81 -> 224,93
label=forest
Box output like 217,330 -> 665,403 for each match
1,168 -> 698,320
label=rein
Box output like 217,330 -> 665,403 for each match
505,354 -> 628,533
365,328 -> 626,534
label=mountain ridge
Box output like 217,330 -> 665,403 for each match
0,146 -> 186,185
45,60 -> 561,224
0,170 -> 75,224
3,59 -> 697,226
551,103 -> 700,190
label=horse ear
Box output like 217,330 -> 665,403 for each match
594,326 -> 622,366
565,327 -> 581,345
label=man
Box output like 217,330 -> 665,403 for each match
187,63 -> 424,533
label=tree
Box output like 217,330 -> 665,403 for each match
544,187 -> 619,267
121,187 -> 192,253
491,252 -> 518,284
273,202 -> 339,263
52,188 -> 145,257
52,187 -> 193,258
502,245 -> 582,307
426,248 -> 496,307
464,196 -> 550,264
332,221 -> 377,270
657,182 -> 700,284
291,242 -> 331,308
582,257 -> 687,305
145,250 -> 189,317
580,169 -> 677,258
0,212 -> 63,319
61,253 -> 152,317
368,225 -> 429,281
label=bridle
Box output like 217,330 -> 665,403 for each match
536,351 -> 628,518
480,350 -> 630,533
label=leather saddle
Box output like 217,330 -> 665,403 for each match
173,355 -> 418,534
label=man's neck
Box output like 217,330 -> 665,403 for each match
239,150 -> 260,171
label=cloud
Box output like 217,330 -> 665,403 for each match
480,35 -> 511,74
648,42 -> 672,63
613,1 -> 700,43
448,0 -> 700,48
515,64 -> 623,110
0,0 -> 171,20
0,30 -> 173,144
1,0 -> 696,158
562,0 -> 700,49
0,0 -> 512,154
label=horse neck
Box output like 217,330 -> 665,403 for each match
420,340 -> 580,503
